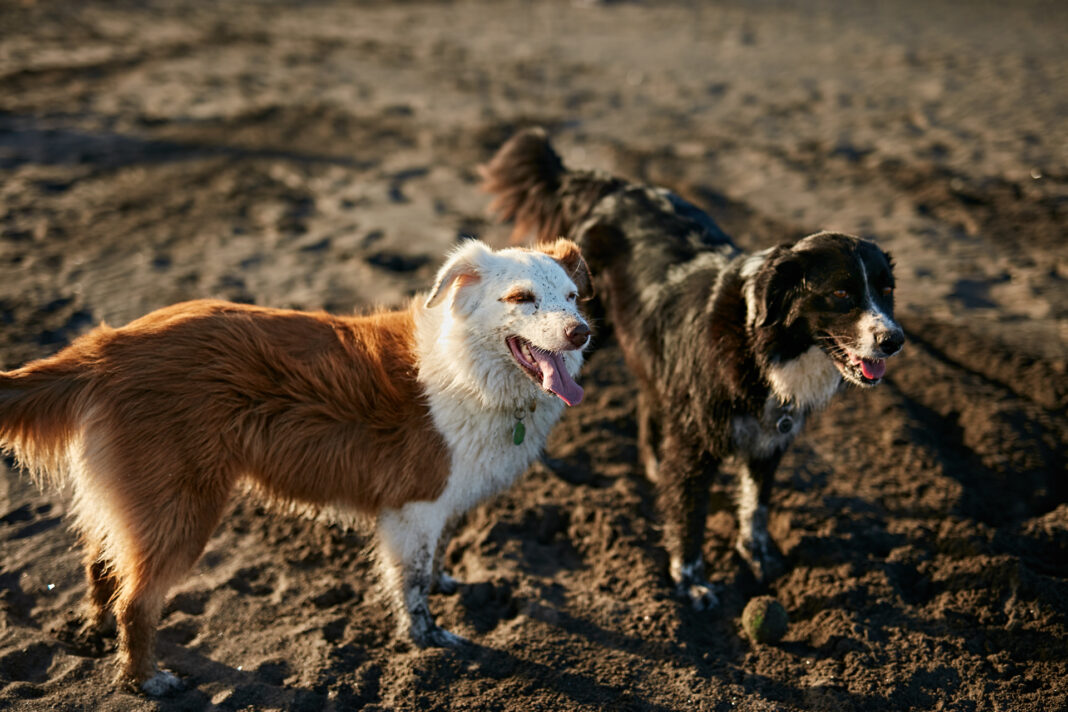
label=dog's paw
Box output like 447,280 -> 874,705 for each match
675,579 -> 720,611
433,571 -> 461,595
735,537 -> 785,583
140,669 -> 184,697
415,625 -> 468,648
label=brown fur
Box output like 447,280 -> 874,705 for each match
0,299 -> 449,685
538,237 -> 594,300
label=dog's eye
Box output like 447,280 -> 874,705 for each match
833,289 -> 849,299
566,292 -> 577,302
882,286 -> 894,296
502,289 -> 536,304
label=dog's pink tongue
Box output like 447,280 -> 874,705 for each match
530,348 -> 584,406
861,359 -> 886,380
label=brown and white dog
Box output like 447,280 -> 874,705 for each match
0,238 -> 591,694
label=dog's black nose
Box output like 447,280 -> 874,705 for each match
566,322 -> 591,349
878,328 -> 905,356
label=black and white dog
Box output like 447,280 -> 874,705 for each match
481,129 -> 904,607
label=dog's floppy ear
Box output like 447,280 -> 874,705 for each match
425,240 -> 490,309
753,246 -> 804,328
538,238 -> 594,300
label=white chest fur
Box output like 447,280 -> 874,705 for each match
426,391 -> 564,515
765,346 -> 841,411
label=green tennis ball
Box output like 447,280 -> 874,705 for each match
742,596 -> 789,644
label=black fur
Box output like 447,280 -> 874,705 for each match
483,129 -> 904,606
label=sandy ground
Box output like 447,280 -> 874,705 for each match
0,1 -> 1066,710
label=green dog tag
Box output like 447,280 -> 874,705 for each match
512,421 -> 526,446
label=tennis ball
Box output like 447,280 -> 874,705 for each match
742,596 -> 788,644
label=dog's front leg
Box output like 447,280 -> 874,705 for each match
431,516 -> 461,595
734,452 -> 785,583
377,505 -> 467,648
658,436 -> 720,610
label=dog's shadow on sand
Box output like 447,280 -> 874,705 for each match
149,641 -> 333,711
140,587 -> 903,711
452,639 -> 682,712
437,607 -> 894,711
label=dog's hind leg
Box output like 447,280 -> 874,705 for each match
54,539 -> 119,657
107,471 -> 232,695
734,452 -> 785,583
113,577 -> 176,694
85,553 -> 118,630
637,392 -> 662,484
657,433 -> 720,610
377,502 -> 465,647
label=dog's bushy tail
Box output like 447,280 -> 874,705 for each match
480,127 -> 622,244
0,350 -> 92,484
